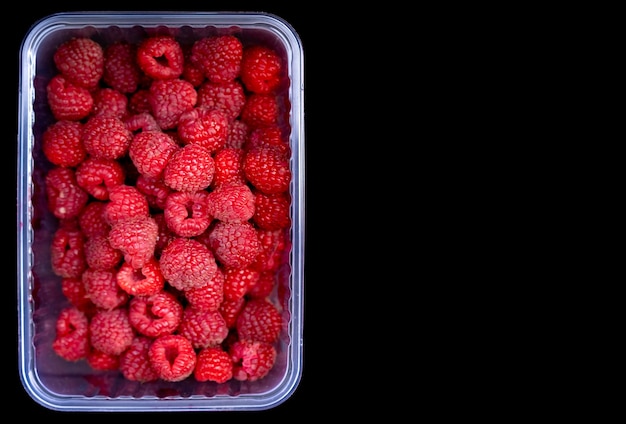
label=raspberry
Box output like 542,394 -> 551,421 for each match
252,191 -> 291,230
45,166 -> 89,220
163,190 -> 212,237
247,125 -> 290,155
91,87 -> 129,119
178,307 -> 229,349
223,266 -> 260,302
128,130 -> 178,179
159,237 -> 218,291
42,120 -> 86,167
87,348 -> 120,371
240,45 -> 283,94
75,157 -> 126,201
225,119 -> 249,149
153,212 -> 176,257
61,276 -> 94,313
128,89 -> 152,115
50,225 -> 87,279
137,35 -> 184,80
119,336 -> 159,383
82,115 -> 133,160
89,308 -> 134,356
243,146 -> 291,195
247,270 -> 276,299
128,290 -> 183,338
82,268 -> 129,310
206,183 -> 256,223
108,215 -> 158,269
235,298 -> 282,344
194,346 -> 233,383
46,74 -> 94,121
135,175 -> 171,210
219,297 -> 246,329
103,184 -> 150,225
229,340 -> 277,382
124,112 -> 160,133
53,37 -> 104,90
84,234 -> 123,270
190,35 -> 242,83
250,229 -> 287,273
78,201 -> 110,238
52,306 -> 90,362
177,107 -> 230,152
212,147 -> 247,189
149,334 -> 197,382
103,41 -> 142,94
197,80 -> 246,121
163,143 -> 215,192
182,45 -> 205,87
240,93 -> 279,129
116,257 -> 165,296
184,267 -> 225,312
207,221 -> 260,269
148,78 -> 197,130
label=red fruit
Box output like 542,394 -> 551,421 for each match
46,74 -> 94,121
78,201 -> 110,238
206,183 -> 256,223
128,130 -> 178,179
84,234 -> 123,270
119,336 -> 159,383
82,115 -> 133,160
240,93 -> 279,129
137,35 -> 184,80
61,276 -> 94,312
52,306 -> 90,362
45,166 -> 89,220
190,35 -> 243,83
235,298 -> 282,344
149,334 -> 197,382
53,37 -> 104,90
247,270 -> 276,299
159,237 -> 218,291
91,87 -> 129,119
184,267 -> 225,312
219,296 -> 246,329
197,80 -> 246,121
194,346 -> 233,383
223,266 -> 260,302
116,257 -> 165,296
89,308 -> 135,356
178,307 -> 229,349
87,349 -> 120,371
163,190 -> 212,237
42,120 -> 86,167
225,119 -> 249,149
82,268 -> 129,310
103,41 -> 142,94
148,78 -> 197,130
75,157 -> 126,201
177,107 -> 230,152
128,290 -> 183,338
124,112 -> 160,133
108,215 -> 158,269
163,143 -> 215,192
212,147 -> 247,189
103,184 -> 150,225
250,228 -> 287,273
135,175 -> 171,210
207,221 -> 260,269
229,340 -> 277,382
247,125 -> 290,155
240,45 -> 283,94
243,146 -> 291,195
128,89 -> 152,115
50,225 -> 87,279
252,191 -> 291,230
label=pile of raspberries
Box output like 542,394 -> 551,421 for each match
42,33 -> 292,384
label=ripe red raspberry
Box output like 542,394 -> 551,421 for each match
206,183 -> 256,223
177,107 -> 230,152
89,308 -> 135,356
207,221 -> 261,269
240,93 -> 280,129
184,267 -> 225,312
178,307 -> 229,349
116,257 -> 165,296
75,157 -> 126,201
103,184 -> 150,225
247,270 -> 276,299
128,130 -> 178,179
159,237 -> 218,291
235,298 -> 282,344
124,112 -> 160,133
128,89 -> 152,115
53,37 -> 104,90
212,147 -> 247,189
252,191 -> 291,230
108,215 -> 158,269
247,125 -> 290,155
137,35 -> 184,80
226,119 -> 249,149
119,336 -> 159,383
46,74 -> 94,121
194,346 -> 233,383
243,146 -> 291,195
149,334 -> 197,382
163,190 -> 212,237
229,340 -> 277,382
240,45 -> 283,94
250,228 -> 287,273
91,87 -> 129,119
128,290 -> 183,338
148,78 -> 197,130
50,225 -> 87,279
190,35 -> 243,83
87,348 -> 120,371
153,212 -> 176,257
103,41 -> 142,94
42,120 -> 86,167
61,276 -> 94,313
197,80 -> 246,121
82,115 -> 133,160
84,234 -> 123,270
219,296 -> 246,329
135,175 -> 171,210
163,143 -> 215,192
182,45 -> 205,87
52,306 -> 90,362
45,166 -> 89,220
78,200 -> 110,238
82,268 -> 129,310
223,266 -> 260,302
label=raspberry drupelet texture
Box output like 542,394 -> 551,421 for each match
128,290 -> 183,338
207,220 -> 261,269
194,346 -> 233,383
163,143 -> 215,192
119,336 -> 159,382
78,200 -> 110,238
252,191 -> 291,230
163,190 -> 212,237
104,184 -> 150,225
75,157 -> 126,201
82,268 -> 129,310
87,348 -> 121,371
211,147 -> 247,189
184,267 -> 225,312
42,120 -> 86,167
53,37 -> 104,90
223,266 -> 260,302
50,225 -> 87,279
240,93 -> 280,129
129,130 -> 179,179
108,215 -> 159,269
148,78 -> 197,130
137,35 -> 184,80
159,237 -> 218,291
177,107 -> 230,152
61,276 -> 94,313
235,298 -> 282,344
52,306 -> 90,362
103,41 -> 142,94
89,308 -> 135,356
190,35 -> 243,83
196,80 -> 247,121
45,166 -> 89,220
82,115 -> 133,160
149,334 -> 197,382
178,307 -> 229,349
116,257 -> 165,296
243,145 -> 292,195
46,74 -> 94,121
240,45 -> 283,95
91,87 -> 129,119
84,234 -> 123,270
229,339 -> 277,382
206,183 -> 256,223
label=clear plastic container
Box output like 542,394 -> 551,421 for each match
17,11 -> 304,412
